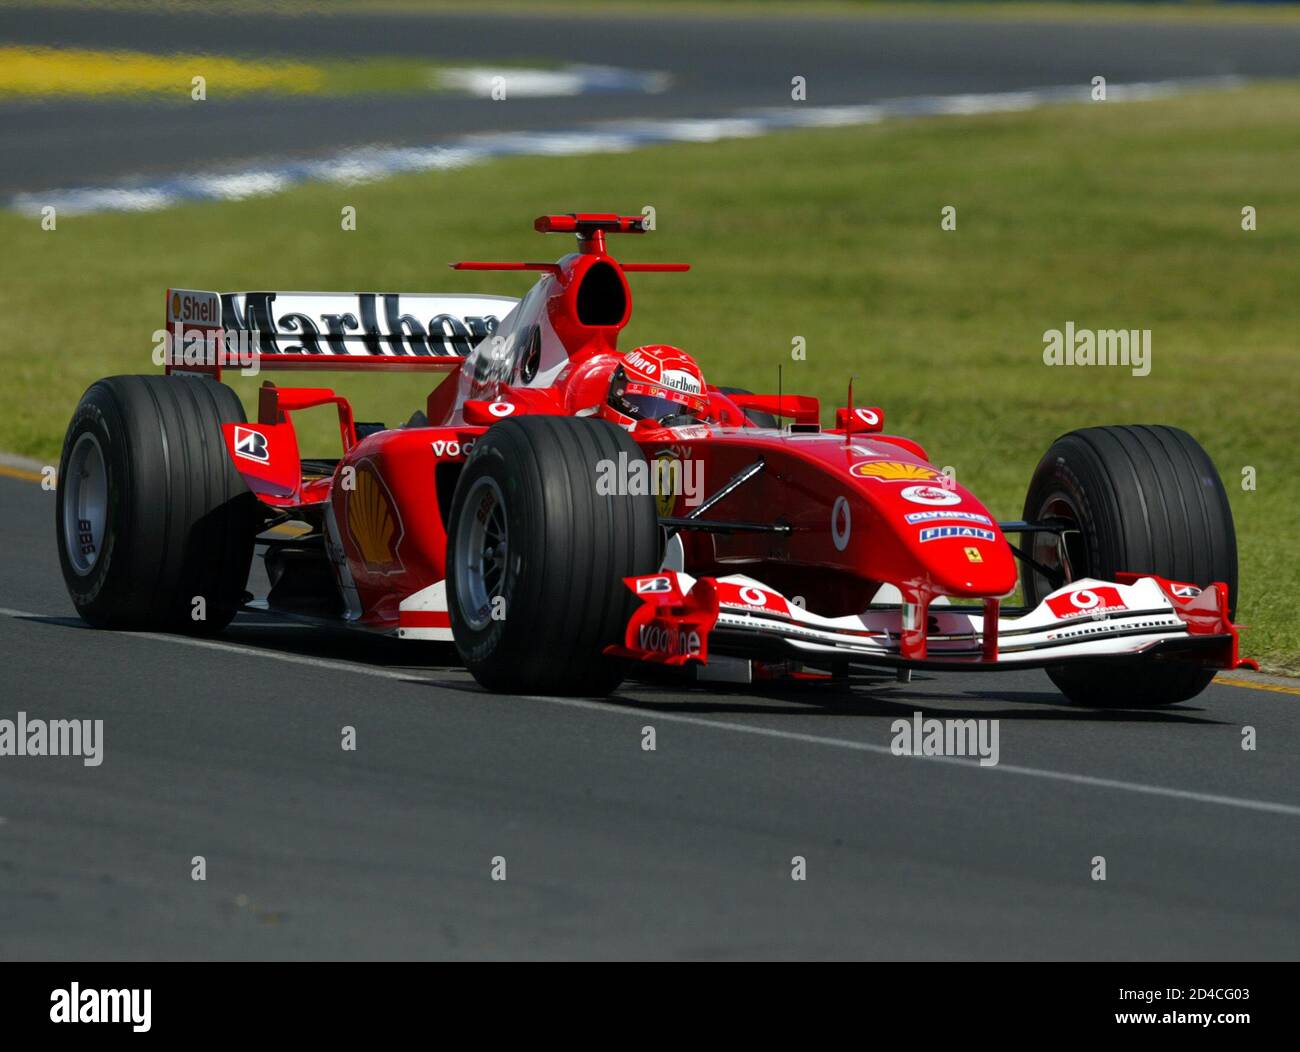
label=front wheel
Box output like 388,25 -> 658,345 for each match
1021,425 -> 1238,707
445,415 -> 660,696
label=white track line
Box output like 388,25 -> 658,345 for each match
3,604 -> 1296,818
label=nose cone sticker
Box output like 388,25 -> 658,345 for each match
900,484 -> 961,507
831,496 -> 851,551
1047,586 -> 1127,619
919,525 -> 996,543
851,460 -> 940,482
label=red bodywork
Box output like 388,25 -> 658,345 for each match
174,213 -> 1250,674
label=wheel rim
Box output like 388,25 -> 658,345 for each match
454,476 -> 509,631
63,432 -> 109,576
1030,494 -> 1086,596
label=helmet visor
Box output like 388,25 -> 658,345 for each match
608,367 -> 703,424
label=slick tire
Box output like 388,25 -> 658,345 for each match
56,375 -> 258,633
446,415 -> 660,696
1021,425 -> 1238,708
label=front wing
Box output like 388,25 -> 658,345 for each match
607,572 -> 1254,673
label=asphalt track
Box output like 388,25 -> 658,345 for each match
4,6 -> 1300,193
1,469 -> 1296,960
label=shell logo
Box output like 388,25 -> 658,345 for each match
347,463 -> 404,573
850,460 -> 940,482
170,292 -> 182,319
653,453 -> 679,518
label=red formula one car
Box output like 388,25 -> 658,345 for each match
57,213 -> 1253,705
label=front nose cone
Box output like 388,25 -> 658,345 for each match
924,535 -> 1018,597
854,473 -> 1018,597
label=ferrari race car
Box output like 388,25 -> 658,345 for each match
56,213 -> 1253,706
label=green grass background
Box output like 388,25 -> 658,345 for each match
3,84 -> 1296,668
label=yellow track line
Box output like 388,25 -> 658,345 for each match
0,463 -> 44,483
1218,677 -> 1300,697
0,45 -> 322,98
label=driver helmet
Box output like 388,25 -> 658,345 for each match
604,345 -> 708,428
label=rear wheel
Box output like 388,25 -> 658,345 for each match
446,415 -> 660,695
717,386 -> 779,429
1021,425 -> 1237,707
56,375 -> 258,633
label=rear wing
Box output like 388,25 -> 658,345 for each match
164,289 -> 518,378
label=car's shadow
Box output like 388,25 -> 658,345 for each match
25,611 -> 1225,726
604,671 -> 1223,725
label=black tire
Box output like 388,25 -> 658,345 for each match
445,415 -> 660,695
717,386 -> 779,429
1021,425 -> 1237,707
56,375 -> 258,633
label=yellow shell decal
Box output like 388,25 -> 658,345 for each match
347,462 -> 403,573
850,460 -> 940,482
654,453 -> 679,518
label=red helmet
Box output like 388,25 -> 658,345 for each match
604,345 -> 708,427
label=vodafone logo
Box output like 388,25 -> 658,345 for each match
900,484 -> 961,507
719,582 -> 790,617
831,496 -> 852,550
1046,586 -> 1127,620
637,622 -> 702,658
488,402 -> 515,418
431,438 -> 474,458
855,408 -> 879,426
